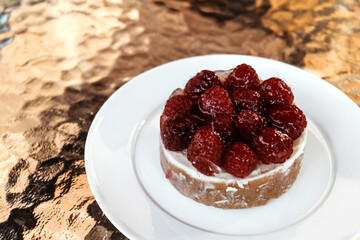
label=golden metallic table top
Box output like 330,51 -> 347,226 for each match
0,0 -> 359,239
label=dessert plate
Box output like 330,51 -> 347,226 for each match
85,55 -> 360,240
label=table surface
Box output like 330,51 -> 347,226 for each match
0,0 -> 359,239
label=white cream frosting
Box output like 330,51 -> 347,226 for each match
161,128 -> 307,187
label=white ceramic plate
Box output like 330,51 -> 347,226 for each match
85,55 -> 360,240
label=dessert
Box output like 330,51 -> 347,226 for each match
160,64 -> 307,209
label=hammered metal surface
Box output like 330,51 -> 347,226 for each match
0,0 -> 359,239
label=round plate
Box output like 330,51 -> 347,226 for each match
85,55 -> 360,240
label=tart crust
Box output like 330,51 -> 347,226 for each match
160,143 -> 304,209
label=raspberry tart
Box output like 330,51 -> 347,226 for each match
160,64 -> 307,209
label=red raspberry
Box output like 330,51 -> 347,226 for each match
185,70 -> 221,96
191,156 -> 222,177
225,64 -> 261,91
163,95 -> 194,118
160,114 -> 168,129
232,88 -> 264,113
259,77 -> 294,106
198,85 -> 235,117
252,127 -> 293,164
161,116 -> 196,151
268,105 -> 307,140
223,142 -> 258,178
189,114 -> 208,128
170,88 -> 185,97
189,100 -> 213,122
237,110 -> 266,142
208,115 -> 237,146
187,127 -> 225,176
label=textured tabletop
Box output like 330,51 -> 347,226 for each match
0,0 -> 359,239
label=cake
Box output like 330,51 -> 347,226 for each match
160,64 -> 307,209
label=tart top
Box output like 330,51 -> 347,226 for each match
160,64 -> 307,178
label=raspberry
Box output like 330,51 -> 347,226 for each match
259,77 -> 294,106
268,105 -> 307,140
198,85 -> 235,117
161,116 -> 196,151
237,110 -> 266,142
223,142 -> 258,178
160,114 -> 168,129
185,70 -> 221,96
189,114 -> 208,128
189,100 -> 213,122
187,127 -> 225,176
252,127 -> 293,164
232,88 -> 264,113
163,95 -> 194,118
225,64 -> 261,91
191,156 -> 222,176
170,88 -> 185,97
208,115 -> 237,147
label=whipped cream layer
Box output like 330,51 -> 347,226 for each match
161,128 -> 307,186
